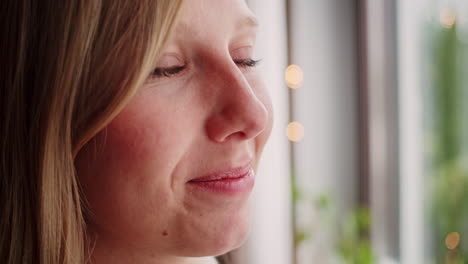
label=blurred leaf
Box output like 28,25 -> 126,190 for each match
295,230 -> 311,245
315,194 -> 331,210
291,176 -> 303,202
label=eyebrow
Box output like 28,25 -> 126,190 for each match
175,14 -> 259,36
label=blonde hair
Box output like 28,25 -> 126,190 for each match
0,0 -> 182,263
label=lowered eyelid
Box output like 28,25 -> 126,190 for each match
230,46 -> 253,60
155,54 -> 185,68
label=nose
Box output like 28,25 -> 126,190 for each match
205,63 -> 269,143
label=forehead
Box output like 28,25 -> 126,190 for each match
175,0 -> 257,38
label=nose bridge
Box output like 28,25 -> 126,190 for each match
205,60 -> 268,142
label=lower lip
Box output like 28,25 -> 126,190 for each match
187,169 -> 255,195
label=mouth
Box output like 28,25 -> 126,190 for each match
187,164 -> 255,195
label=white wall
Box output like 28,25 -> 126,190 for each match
288,0 -> 359,262
239,1 -> 359,263
239,1 -> 293,264
398,0 -> 425,263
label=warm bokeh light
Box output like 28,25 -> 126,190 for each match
285,64 -> 304,89
440,9 -> 456,29
445,232 -> 461,250
286,121 -> 304,142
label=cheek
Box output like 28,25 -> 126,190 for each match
249,77 -> 274,151
103,116 -> 163,162
76,116 -> 165,208
74,100 -> 189,238
77,95 -> 189,194
248,72 -> 273,120
97,93 -> 197,167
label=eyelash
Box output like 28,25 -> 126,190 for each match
152,66 -> 186,78
151,58 -> 260,78
234,58 -> 261,68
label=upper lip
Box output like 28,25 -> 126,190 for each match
188,162 -> 252,183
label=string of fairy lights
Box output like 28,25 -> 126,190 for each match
438,7 -> 464,255
440,8 -> 457,29
283,6 -> 467,258
285,64 -> 304,142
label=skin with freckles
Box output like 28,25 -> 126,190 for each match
75,0 -> 273,263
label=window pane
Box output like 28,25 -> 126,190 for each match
399,1 -> 468,263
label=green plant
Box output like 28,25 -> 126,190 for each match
425,14 -> 468,264
292,184 -> 375,264
337,207 -> 375,264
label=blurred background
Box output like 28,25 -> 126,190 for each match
234,0 -> 468,263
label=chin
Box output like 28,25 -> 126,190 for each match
181,206 -> 252,258
213,217 -> 251,256
213,200 -> 252,255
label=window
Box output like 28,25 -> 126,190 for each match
239,1 -> 468,264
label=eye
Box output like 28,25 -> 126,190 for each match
234,58 -> 261,68
230,46 -> 260,69
149,54 -> 186,78
151,66 -> 186,78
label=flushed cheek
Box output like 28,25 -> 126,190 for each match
103,112 -> 174,162
102,87 -> 200,163
76,99 -> 193,220
249,78 -> 274,155
76,117 -> 180,243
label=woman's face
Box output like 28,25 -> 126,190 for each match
76,0 -> 272,260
